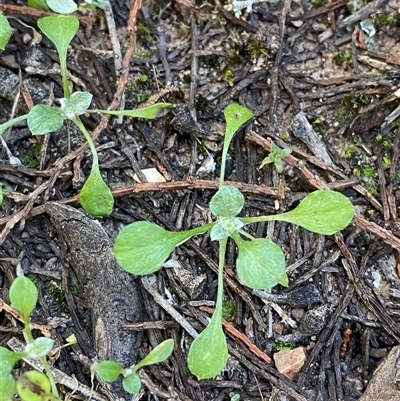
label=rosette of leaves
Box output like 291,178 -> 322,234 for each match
259,141 -> 292,173
113,103 -> 355,379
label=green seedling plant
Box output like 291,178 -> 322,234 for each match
259,141 -> 292,173
0,276 -> 174,401
113,103 -> 355,379
0,276 -> 60,401
96,339 -> 174,394
0,14 -> 172,215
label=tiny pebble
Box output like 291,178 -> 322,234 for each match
291,308 -> 305,322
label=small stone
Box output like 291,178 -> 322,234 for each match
23,33 -> 32,44
273,321 -> 285,334
273,347 -> 307,380
291,308 -> 305,322
133,168 -> 166,183
298,304 -> 329,336
284,283 -> 322,307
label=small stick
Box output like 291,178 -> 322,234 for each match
141,275 -> 199,338
0,298 -> 52,337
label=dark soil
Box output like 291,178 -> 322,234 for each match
1,0 -> 400,400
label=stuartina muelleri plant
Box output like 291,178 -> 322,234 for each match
0,10 -> 172,216
0,276 -> 174,401
113,103 -> 355,379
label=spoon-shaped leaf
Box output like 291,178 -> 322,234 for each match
9,276 -> 38,319
27,105 -> 64,135
133,339 -> 174,372
46,0 -> 77,14
38,15 -> 79,97
0,370 -> 16,401
210,185 -> 244,217
0,346 -> 22,401
27,0 -> 49,10
0,346 -> 24,372
275,190 -> 354,235
188,311 -> 228,379
0,13 -> 12,50
114,222 -> 201,275
90,103 -> 173,119
122,373 -> 141,394
79,163 -> 114,217
96,360 -> 123,382
224,103 -> 253,145
220,104 -> 253,185
235,236 -> 288,289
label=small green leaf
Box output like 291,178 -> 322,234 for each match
0,346 -> 23,372
46,0 -> 77,14
259,142 -> 292,173
122,373 -> 141,394
235,237 -> 288,290
0,370 -> 16,401
0,346 -> 20,401
0,187 -> 3,205
16,371 -> 51,401
133,339 -> 174,372
97,360 -> 123,382
224,103 -> 253,146
188,312 -> 228,379
276,190 -> 354,235
60,91 -> 93,119
27,0 -> 49,10
27,105 -> 64,135
9,276 -> 38,318
38,16 -> 79,57
25,337 -> 54,358
114,222 -> 197,275
91,103 -> 173,119
219,104 -> 253,185
0,13 -> 12,50
38,15 -> 79,97
210,217 -> 244,241
79,164 -> 114,217
210,185 -> 244,217
210,223 -> 229,241
273,158 -> 284,173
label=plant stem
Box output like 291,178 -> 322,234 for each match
73,117 -> 99,169
238,229 -> 255,240
183,222 -> 216,238
0,114 -> 29,136
41,356 -> 59,398
23,317 -> 34,343
240,215 -> 278,225
24,317 -> 59,398
215,238 -> 227,315
60,61 -> 70,98
219,146 -> 228,188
